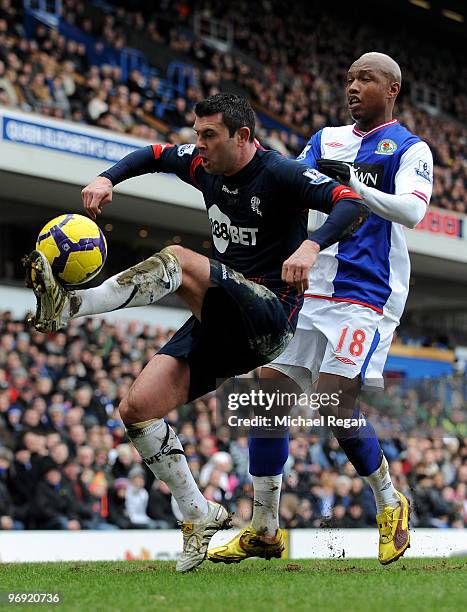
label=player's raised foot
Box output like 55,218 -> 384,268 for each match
377,491 -> 411,565
176,501 -> 232,573
23,250 -> 71,333
208,526 -> 285,564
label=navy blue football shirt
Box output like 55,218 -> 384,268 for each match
101,142 -> 365,326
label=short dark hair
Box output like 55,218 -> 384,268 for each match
194,93 -> 255,142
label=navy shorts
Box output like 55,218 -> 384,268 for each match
158,260 -> 294,401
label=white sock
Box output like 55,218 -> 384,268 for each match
68,250 -> 181,319
251,475 -> 282,537
364,455 -> 400,514
126,418 -> 208,522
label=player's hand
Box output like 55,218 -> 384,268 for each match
317,159 -> 352,184
81,176 -> 113,220
282,240 -> 320,293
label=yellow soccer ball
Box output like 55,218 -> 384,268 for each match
36,214 -> 107,285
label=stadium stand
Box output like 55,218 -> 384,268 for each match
0,310 -> 465,531
0,0 -> 465,533
0,0 -> 464,211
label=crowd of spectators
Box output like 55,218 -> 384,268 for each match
0,0 -> 465,212
0,309 -> 465,532
69,0 -> 467,213
0,1 -> 465,528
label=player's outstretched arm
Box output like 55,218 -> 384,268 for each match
317,142 -> 433,228
81,144 -> 198,219
82,146 -> 158,219
282,194 -> 369,292
274,156 -> 369,291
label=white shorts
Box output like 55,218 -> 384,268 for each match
268,298 -> 398,390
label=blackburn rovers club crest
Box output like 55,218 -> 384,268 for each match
375,138 -> 398,155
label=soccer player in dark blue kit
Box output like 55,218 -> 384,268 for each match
25,94 -> 368,571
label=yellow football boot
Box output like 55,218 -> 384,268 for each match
208,526 -> 285,564
377,491 -> 411,565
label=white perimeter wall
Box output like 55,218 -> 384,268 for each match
0,529 -> 466,562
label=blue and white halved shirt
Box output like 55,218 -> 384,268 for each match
300,119 -> 433,323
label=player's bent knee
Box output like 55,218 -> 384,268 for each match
166,245 -> 208,277
119,393 -> 152,426
165,244 -> 188,266
118,396 -> 132,425
120,383 -> 171,424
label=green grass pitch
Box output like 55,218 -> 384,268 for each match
1,558 -> 466,612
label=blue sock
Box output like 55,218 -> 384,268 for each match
334,408 -> 383,476
248,436 -> 289,476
